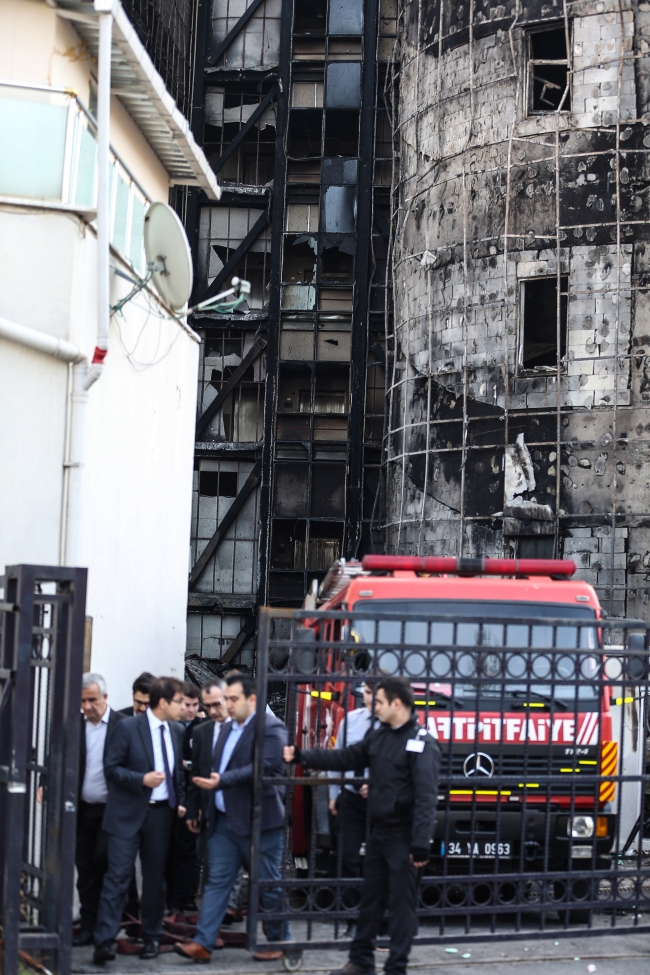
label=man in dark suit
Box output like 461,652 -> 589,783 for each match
174,673 -> 290,964
73,674 -> 125,946
166,682 -> 205,914
118,672 -> 155,716
93,677 -> 186,964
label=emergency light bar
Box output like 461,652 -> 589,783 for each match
360,556 -> 576,577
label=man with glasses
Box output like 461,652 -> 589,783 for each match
93,678 -> 186,964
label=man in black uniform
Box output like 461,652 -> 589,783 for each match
284,676 -> 440,975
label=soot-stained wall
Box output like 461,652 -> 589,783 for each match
388,0 -> 650,618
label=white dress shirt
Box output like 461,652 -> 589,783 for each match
81,705 -> 111,804
146,708 -> 175,802
328,706 -> 375,803
214,712 -> 254,813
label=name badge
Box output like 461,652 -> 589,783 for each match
406,739 -> 425,753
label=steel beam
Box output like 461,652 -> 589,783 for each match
344,0 -> 380,562
256,0 -> 292,609
200,211 -> 269,303
221,617 -> 256,664
195,333 -> 267,440
189,461 -> 263,588
209,0 -> 267,66
211,87 -> 278,176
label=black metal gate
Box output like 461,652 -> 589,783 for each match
248,606 -> 650,954
0,565 -> 87,975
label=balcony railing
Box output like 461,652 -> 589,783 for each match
0,80 -> 151,276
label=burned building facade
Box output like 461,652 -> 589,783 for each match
387,0 -> 650,619
183,0 -> 650,671
186,0 -> 396,668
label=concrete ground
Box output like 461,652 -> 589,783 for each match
71,919 -> 650,975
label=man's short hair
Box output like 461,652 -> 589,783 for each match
82,672 -> 107,696
132,672 -> 155,696
225,672 -> 256,698
201,679 -> 226,697
377,676 -> 414,712
149,677 -> 183,709
182,682 -> 200,700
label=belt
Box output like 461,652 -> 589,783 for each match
148,799 -> 170,808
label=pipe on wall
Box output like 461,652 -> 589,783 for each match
0,316 -> 86,364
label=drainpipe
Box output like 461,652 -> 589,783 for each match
87,0 -> 113,389
63,0 -> 112,568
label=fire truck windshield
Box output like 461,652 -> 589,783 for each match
350,600 -> 599,701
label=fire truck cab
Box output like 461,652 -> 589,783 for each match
292,555 -> 622,916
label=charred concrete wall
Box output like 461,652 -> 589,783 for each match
387,0 -> 650,618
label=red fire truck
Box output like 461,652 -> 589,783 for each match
290,556 -> 621,916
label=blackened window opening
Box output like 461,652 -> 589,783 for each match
529,27 -> 571,113
199,471 -> 239,497
522,276 -> 568,368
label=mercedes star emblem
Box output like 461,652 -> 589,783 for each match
463,752 -> 495,778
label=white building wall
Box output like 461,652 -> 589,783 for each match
0,208 -> 199,710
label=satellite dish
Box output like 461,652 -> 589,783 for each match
144,202 -> 193,311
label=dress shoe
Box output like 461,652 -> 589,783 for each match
173,942 -> 212,964
253,949 -> 284,961
330,965 -> 376,975
92,942 -> 115,964
139,940 -> 160,960
72,929 -> 93,947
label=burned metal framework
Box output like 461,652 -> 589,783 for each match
0,565 -> 87,975
186,0 -> 398,667
121,0 -> 199,118
384,0 -> 650,624
247,606 -> 650,950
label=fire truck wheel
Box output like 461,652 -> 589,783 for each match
283,950 -> 303,971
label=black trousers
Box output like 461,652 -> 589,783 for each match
165,811 -> 200,910
94,804 -> 175,945
335,791 -> 367,909
75,802 -> 108,934
349,826 -> 418,975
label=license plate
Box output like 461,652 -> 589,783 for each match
441,841 -> 512,858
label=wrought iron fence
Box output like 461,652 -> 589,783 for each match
0,566 -> 87,975
248,606 -> 650,952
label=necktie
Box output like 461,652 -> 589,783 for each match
160,725 -> 177,809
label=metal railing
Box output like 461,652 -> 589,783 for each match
0,79 -> 151,275
247,607 -> 650,951
0,565 -> 87,975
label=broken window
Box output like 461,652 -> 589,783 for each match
288,110 -> 323,157
294,0 -> 327,34
521,276 -> 568,369
321,247 -> 354,283
528,27 -> 571,113
271,520 -> 307,569
324,110 -> 360,155
199,471 -> 238,497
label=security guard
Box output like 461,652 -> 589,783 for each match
284,676 -> 440,975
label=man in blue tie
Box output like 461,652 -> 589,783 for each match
174,673 -> 290,964
93,677 -> 186,964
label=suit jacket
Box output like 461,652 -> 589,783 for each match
102,712 -> 186,839
187,713 -> 287,838
78,707 -> 125,801
118,705 -> 135,717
